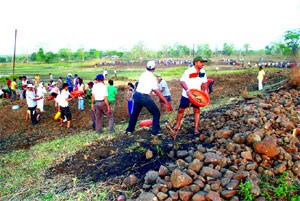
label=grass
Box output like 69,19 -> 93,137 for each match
1,61 -> 282,86
0,131 -> 102,199
239,173 -> 300,201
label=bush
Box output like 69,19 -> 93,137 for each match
289,66 -> 300,87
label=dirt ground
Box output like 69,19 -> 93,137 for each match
0,67 -> 291,197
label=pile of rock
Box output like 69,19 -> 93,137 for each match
123,89 -> 300,201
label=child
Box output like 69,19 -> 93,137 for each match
50,83 -> 75,129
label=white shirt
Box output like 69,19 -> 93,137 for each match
78,83 -> 85,99
92,82 -> 107,100
158,79 -> 171,96
59,89 -> 70,107
50,86 -> 60,95
180,67 -> 207,98
136,70 -> 158,94
26,90 -> 37,107
37,86 -> 47,97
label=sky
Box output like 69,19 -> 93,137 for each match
1,0 -> 300,55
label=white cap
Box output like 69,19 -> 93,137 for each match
51,82 -> 56,86
27,84 -> 34,88
147,60 -> 156,70
68,73 -> 72,76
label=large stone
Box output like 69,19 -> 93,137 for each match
176,159 -> 188,169
274,162 -> 287,174
170,169 -> 193,188
193,151 -> 205,161
158,165 -> 169,177
136,192 -> 158,201
194,179 -> 205,188
122,174 -> 138,188
206,191 -> 222,201
192,191 -> 206,201
226,180 -> 239,190
179,189 -> 193,201
232,171 -> 250,181
215,130 -> 234,139
204,152 -> 226,166
144,171 -> 159,184
200,167 -> 222,179
188,159 -> 203,173
241,151 -> 253,161
292,161 -> 300,177
253,136 -> 280,157
177,150 -> 189,158
168,190 -> 178,200
221,190 -> 238,199
156,192 -> 168,201
232,133 -> 246,144
247,133 -> 261,145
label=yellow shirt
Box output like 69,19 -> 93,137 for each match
257,70 -> 265,80
11,81 -> 17,90
35,75 -> 40,84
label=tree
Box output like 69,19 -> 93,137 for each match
222,43 -> 235,56
160,44 -> 171,58
243,43 -> 250,55
265,45 -> 274,55
75,48 -> 85,61
36,48 -> 45,62
195,44 -> 212,59
0,56 -> 6,63
44,51 -> 57,63
131,41 -> 147,60
283,28 -> 300,56
89,49 -> 100,59
30,52 -> 37,61
58,48 -> 72,61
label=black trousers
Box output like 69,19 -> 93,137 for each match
28,106 -> 38,125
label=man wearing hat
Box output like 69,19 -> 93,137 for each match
26,84 -> 43,125
66,73 -> 73,92
125,60 -> 172,136
172,56 -> 209,135
156,73 -> 172,116
91,74 -> 114,133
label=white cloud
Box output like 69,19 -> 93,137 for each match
0,0 -> 299,55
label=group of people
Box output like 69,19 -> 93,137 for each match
1,56 -> 217,137
20,72 -> 118,132
0,56 -> 218,140
125,56 -> 213,136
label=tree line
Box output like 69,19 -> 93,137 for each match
0,29 -> 299,64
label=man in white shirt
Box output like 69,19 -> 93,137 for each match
26,84 -> 42,125
156,73 -> 172,116
173,56 -> 209,135
51,83 -> 74,129
125,61 -> 171,136
91,74 -> 114,133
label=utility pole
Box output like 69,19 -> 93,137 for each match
12,29 -> 17,75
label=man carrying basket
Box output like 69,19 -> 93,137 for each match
172,56 -> 209,135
